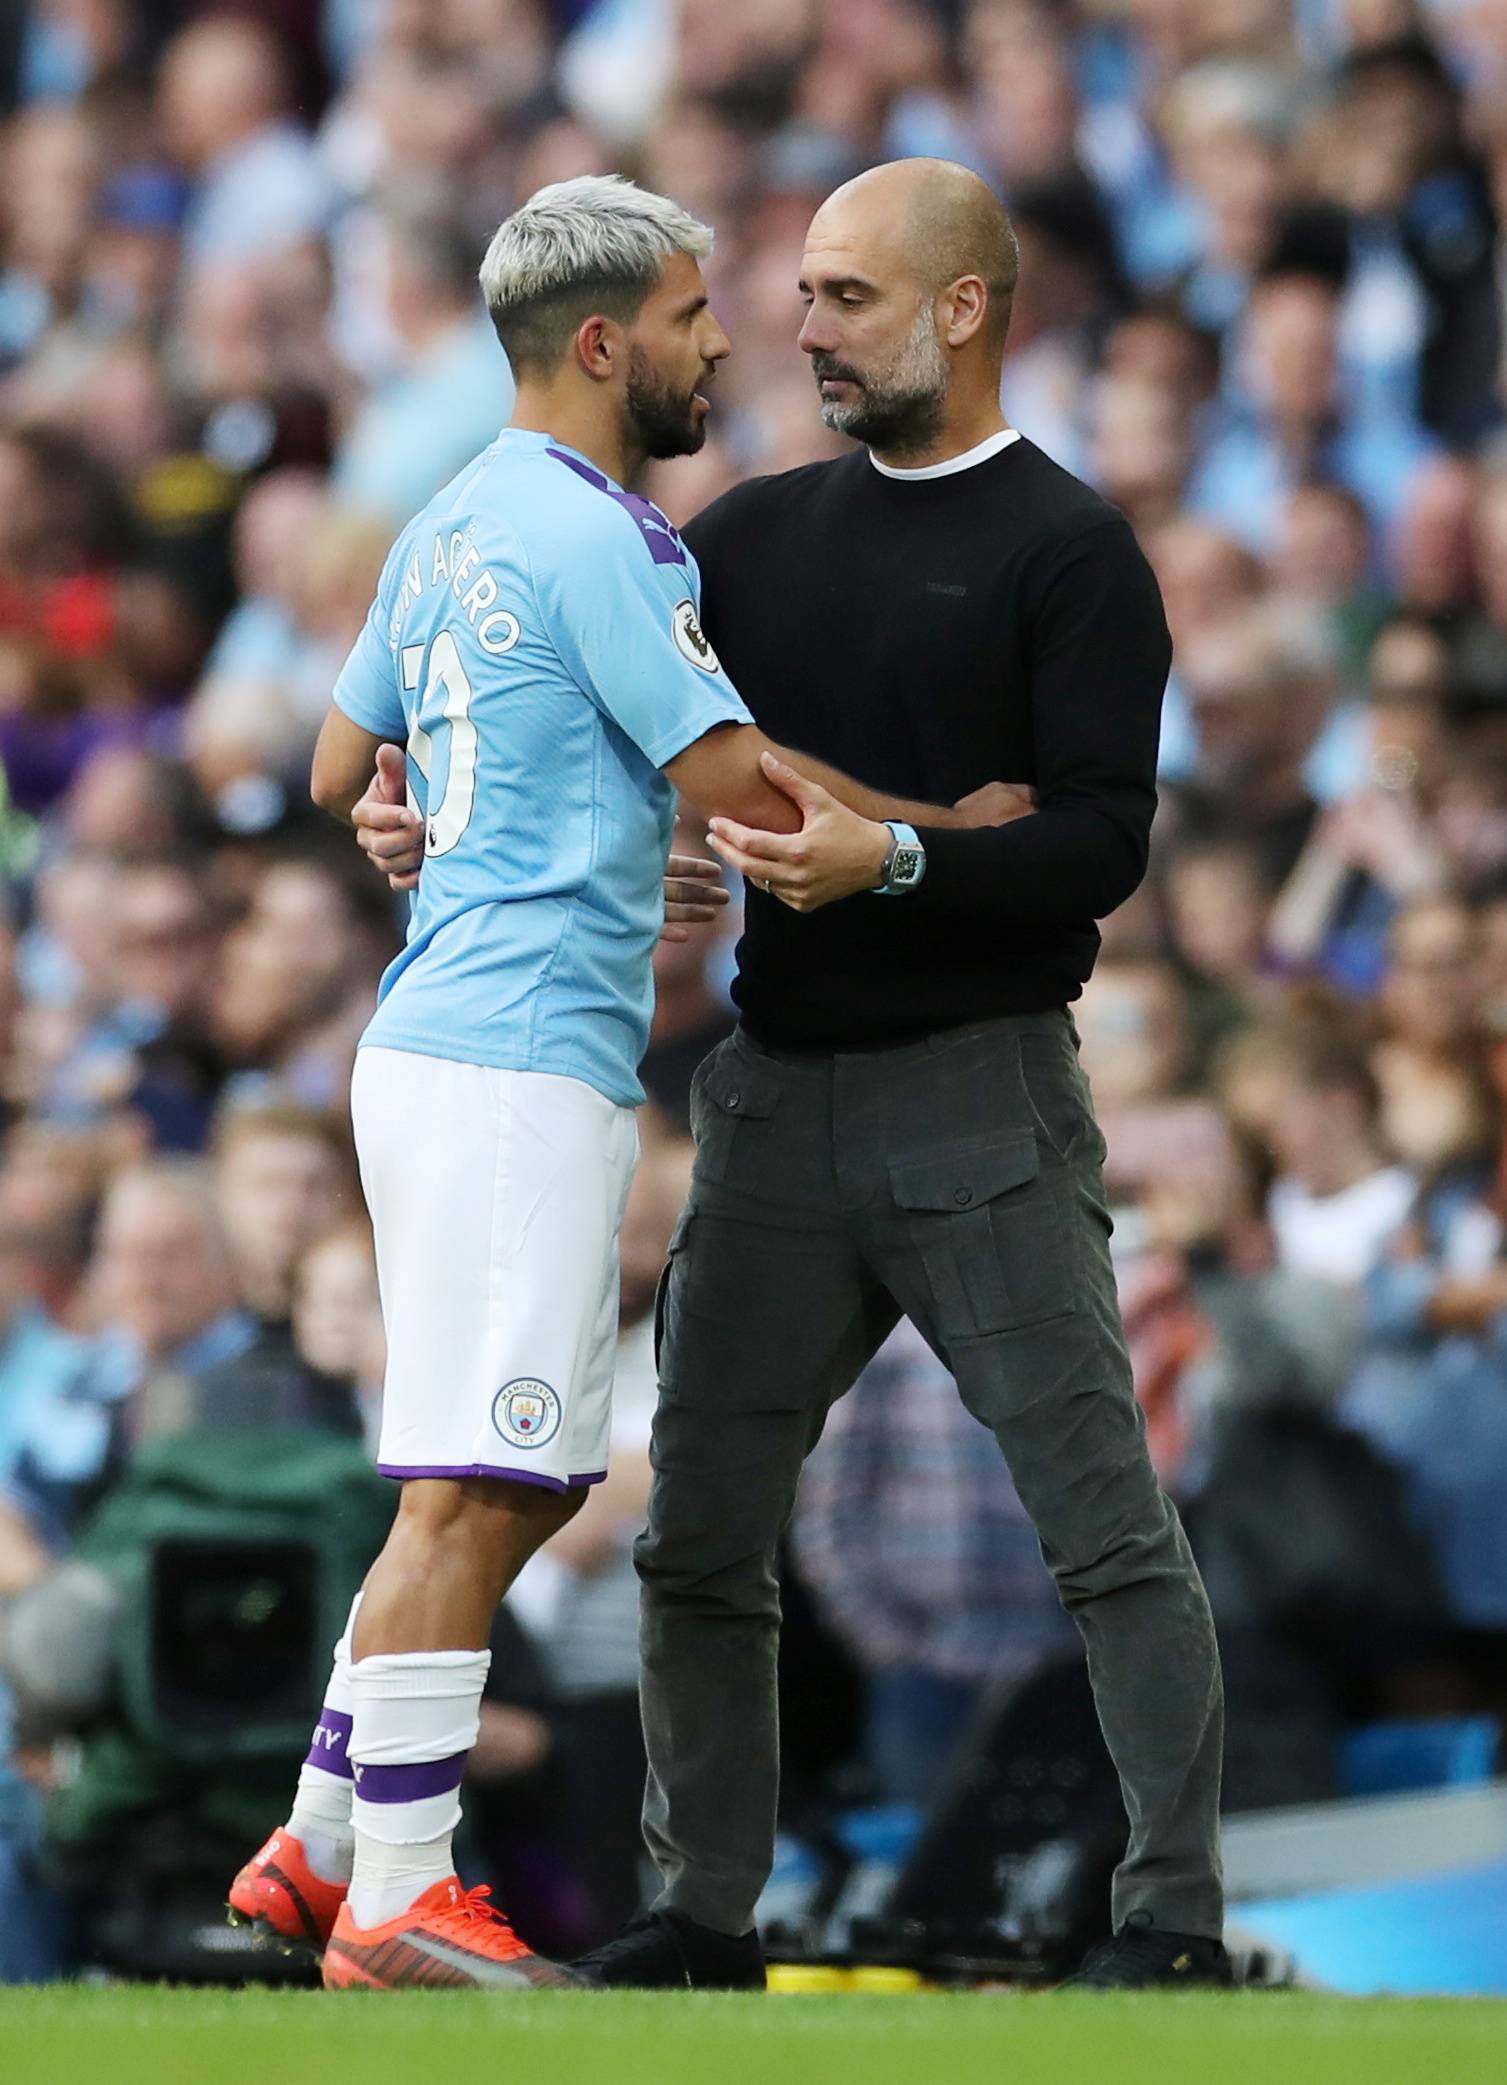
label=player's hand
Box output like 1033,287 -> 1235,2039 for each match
661,853 -> 730,943
953,781 -> 1036,826
353,744 -> 424,892
706,752 -> 891,913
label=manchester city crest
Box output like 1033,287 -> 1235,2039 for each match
492,1378 -> 562,1451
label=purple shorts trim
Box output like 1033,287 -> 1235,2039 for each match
351,1750 -> 467,1804
303,1706 -> 354,1779
376,1463 -> 608,1495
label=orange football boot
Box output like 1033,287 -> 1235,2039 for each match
322,1878 -> 578,1991
227,1827 -> 349,1958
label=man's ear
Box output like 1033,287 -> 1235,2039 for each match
943,275 -> 989,349
575,314 -> 619,383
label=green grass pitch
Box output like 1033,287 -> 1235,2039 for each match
3,1986 -> 1505,2085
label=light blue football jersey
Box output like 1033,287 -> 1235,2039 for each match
332,427 -> 752,1106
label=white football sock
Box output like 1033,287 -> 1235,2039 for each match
287,1592 -> 362,1883
347,1646 -> 489,1927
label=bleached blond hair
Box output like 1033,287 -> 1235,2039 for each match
480,175 -> 714,374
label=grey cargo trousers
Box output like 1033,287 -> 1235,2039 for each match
634,1012 -> 1224,1939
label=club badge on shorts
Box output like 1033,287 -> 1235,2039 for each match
492,1378 -> 562,1451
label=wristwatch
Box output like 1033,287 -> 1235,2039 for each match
874,820 -> 927,895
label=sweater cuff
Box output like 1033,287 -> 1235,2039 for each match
908,823 -> 1006,921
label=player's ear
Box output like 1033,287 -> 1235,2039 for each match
943,275 -> 988,349
574,313 -> 619,383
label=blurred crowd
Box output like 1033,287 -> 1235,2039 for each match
1,0 -> 1507,1975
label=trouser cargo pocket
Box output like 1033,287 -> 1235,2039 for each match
888,1129 -> 1074,1338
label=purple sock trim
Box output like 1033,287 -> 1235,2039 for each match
303,1705 -> 354,1779
350,1750 -> 468,1804
376,1463 -> 608,1495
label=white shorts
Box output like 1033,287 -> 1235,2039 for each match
350,1046 -> 638,1492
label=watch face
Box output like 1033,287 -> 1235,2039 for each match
891,847 -> 924,886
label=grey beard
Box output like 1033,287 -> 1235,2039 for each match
817,306 -> 951,454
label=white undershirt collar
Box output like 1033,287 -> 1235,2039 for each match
868,427 -> 1022,481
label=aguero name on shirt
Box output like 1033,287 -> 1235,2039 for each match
385,520 -> 527,661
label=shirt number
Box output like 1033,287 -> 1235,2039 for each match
400,629 -> 481,856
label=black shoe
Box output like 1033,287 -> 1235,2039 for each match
1058,1912 -> 1234,1991
571,1909 -> 765,1990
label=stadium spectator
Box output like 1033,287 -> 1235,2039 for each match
211,1102 -> 356,1331
1167,598 -> 1339,886
1160,834 -> 1277,1054
100,853 -> 228,1150
202,468 -> 331,689
1218,1024 -> 1415,1289
1373,893 -> 1494,1172
0,1159 -> 253,1579
1189,267 -> 1436,564
155,17 -> 334,275
291,1217 -> 385,1454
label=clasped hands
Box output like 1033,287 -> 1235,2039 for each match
349,743 -> 1035,931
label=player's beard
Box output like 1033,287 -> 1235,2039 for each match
625,346 -> 707,461
811,302 -> 950,454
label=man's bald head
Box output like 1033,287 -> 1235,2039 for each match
798,159 -> 1020,458
810,159 -> 1019,348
